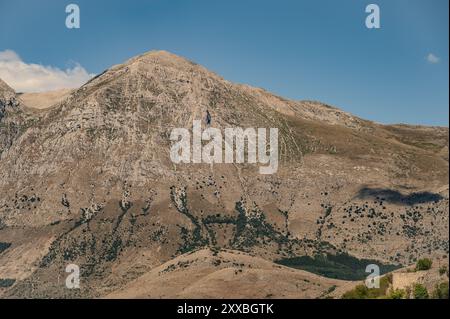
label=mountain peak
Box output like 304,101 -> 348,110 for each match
130,50 -> 195,63
119,50 -> 201,72
138,49 -> 185,59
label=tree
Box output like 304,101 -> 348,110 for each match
432,282 -> 449,299
416,258 -> 432,271
413,284 -> 429,299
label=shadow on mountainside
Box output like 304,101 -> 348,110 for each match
356,187 -> 444,205
275,253 -> 401,281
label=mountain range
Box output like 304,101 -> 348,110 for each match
0,51 -> 448,298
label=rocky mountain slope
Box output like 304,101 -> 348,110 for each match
0,51 -> 448,298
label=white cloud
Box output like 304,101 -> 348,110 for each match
426,53 -> 440,64
0,49 -> 94,93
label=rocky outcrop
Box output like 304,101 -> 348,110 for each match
0,79 -> 23,156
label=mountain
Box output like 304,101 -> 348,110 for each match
0,51 -> 448,298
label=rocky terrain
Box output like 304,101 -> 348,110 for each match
0,51 -> 448,298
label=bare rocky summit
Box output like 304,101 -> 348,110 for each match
0,51 -> 448,298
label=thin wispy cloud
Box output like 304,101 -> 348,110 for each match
426,53 -> 440,64
0,49 -> 94,93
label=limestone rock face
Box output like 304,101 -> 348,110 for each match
0,79 -> 26,156
0,51 -> 448,298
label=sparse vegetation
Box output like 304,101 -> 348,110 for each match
341,285 -> 367,299
327,285 -> 337,294
342,275 -> 392,299
439,265 -> 448,276
432,282 -> 449,299
416,258 -> 432,271
388,289 -> 406,299
413,284 -> 429,299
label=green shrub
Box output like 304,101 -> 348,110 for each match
342,275 -> 391,299
385,273 -> 393,284
377,275 -> 392,296
388,289 -> 406,299
416,258 -> 432,271
342,284 -> 370,299
432,282 -> 449,299
327,285 -> 337,294
439,265 -> 448,276
413,284 -> 429,299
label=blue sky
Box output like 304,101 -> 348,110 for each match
0,0 -> 448,126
